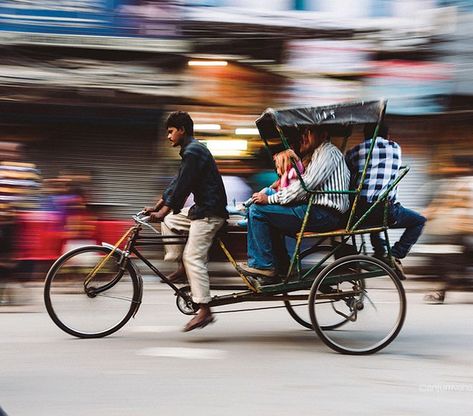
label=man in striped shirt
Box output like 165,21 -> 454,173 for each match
238,126 -> 350,282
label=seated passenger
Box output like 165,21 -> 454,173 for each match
237,149 -> 304,227
268,148 -> 305,193
238,126 -> 351,284
345,123 -> 426,277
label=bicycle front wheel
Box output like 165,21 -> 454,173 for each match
44,245 -> 140,338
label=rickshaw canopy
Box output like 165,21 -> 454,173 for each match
255,100 -> 386,142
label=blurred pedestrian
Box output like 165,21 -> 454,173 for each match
0,201 -> 16,305
423,159 -> 473,304
0,141 -> 41,305
144,111 -> 228,332
0,143 -> 41,211
61,184 -> 96,253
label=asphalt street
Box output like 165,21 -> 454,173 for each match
1,281 -> 473,416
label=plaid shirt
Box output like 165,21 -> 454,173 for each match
346,137 -> 401,203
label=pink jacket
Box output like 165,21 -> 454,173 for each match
278,160 -> 304,190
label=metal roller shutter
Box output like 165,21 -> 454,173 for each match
28,123 -> 179,220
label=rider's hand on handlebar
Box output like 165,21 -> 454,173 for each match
148,212 -> 166,223
148,205 -> 172,223
143,206 -> 155,214
143,198 -> 165,215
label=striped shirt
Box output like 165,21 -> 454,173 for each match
0,161 -> 42,211
346,137 -> 401,203
267,141 -> 350,213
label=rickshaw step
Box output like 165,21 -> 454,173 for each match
257,269 -> 388,294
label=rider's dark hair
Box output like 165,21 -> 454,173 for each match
166,111 -> 194,137
300,125 -> 330,139
364,122 -> 389,140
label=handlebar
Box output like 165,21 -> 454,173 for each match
132,210 -> 162,235
132,211 -> 150,224
243,197 -> 254,208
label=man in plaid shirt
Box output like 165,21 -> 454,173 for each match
346,123 -> 426,273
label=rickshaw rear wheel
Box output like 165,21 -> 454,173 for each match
284,292 -> 312,329
284,244 -> 353,330
309,254 -> 406,355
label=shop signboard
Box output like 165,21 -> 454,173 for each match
0,0 -> 118,35
364,60 -> 452,115
0,0 -> 181,38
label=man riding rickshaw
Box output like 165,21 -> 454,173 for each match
44,100 -> 414,355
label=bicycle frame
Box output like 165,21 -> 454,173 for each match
89,99 -> 406,312
93,213 -> 383,315
43,99 -> 408,354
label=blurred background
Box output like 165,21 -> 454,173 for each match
0,0 -> 472,304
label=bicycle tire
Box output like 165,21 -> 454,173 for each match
309,254 -> 406,355
44,245 -> 141,338
284,244 -> 351,330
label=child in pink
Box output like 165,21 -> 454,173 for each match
240,149 -> 304,224
270,148 -> 304,192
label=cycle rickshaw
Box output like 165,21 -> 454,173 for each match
44,99 -> 408,355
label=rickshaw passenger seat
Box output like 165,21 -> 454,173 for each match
297,192 -> 390,238
298,225 -> 388,239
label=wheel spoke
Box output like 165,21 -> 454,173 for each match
309,255 -> 406,354
362,289 -> 378,312
44,245 -> 139,338
94,293 -> 135,303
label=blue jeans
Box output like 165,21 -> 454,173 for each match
370,202 -> 426,259
247,203 -> 341,271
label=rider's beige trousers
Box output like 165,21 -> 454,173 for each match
161,209 -> 225,304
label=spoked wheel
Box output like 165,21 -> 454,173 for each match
44,245 -> 141,338
284,242 -> 351,330
309,255 -> 406,355
284,290 -> 312,329
285,286 -> 364,331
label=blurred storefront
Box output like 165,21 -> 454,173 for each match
0,0 -> 471,224
0,102 -> 167,218
0,0 -> 182,38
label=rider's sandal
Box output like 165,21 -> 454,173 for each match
183,315 -> 215,332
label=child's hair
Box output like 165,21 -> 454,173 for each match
273,149 -> 299,176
